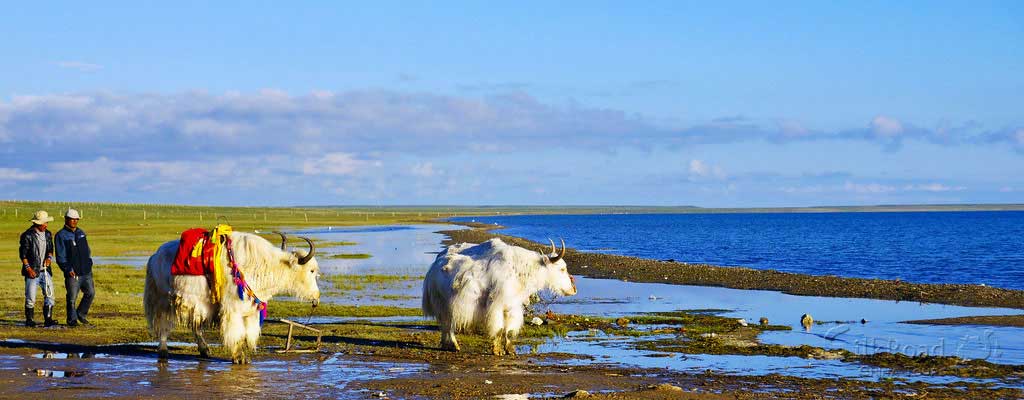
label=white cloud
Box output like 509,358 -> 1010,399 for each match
870,115 -> 904,138
0,167 -> 37,183
410,162 -> 439,177
844,181 -> 896,194
181,118 -> 250,138
688,159 -> 726,180
0,91 -> 1020,164
903,183 -> 966,192
302,153 -> 378,176
55,61 -> 103,72
777,120 -> 811,138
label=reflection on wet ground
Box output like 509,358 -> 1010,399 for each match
0,348 -> 426,398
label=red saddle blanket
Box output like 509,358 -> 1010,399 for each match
171,228 -> 217,276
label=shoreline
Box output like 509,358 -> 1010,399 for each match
440,222 -> 1024,311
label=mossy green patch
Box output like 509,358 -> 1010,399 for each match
324,253 -> 373,259
317,240 -> 358,247
324,274 -> 416,293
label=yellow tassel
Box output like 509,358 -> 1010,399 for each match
208,224 -> 233,303
190,238 -> 205,258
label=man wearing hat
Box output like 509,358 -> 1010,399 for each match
55,208 -> 95,327
18,210 -> 57,327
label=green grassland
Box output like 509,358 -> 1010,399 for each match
0,201 -> 452,347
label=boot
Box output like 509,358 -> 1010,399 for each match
43,305 -> 57,327
24,307 -> 36,327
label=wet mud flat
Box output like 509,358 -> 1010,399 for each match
442,223 -> 1024,310
2,319 -> 1022,400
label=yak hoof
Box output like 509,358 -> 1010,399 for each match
440,343 -> 459,352
440,338 -> 460,352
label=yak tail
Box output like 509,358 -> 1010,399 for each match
422,279 -> 436,318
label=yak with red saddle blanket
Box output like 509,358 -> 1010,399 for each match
144,227 -> 321,364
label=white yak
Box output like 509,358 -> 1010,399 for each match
422,238 -> 577,355
144,231 -> 321,364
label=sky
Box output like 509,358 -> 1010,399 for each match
0,1 -> 1022,207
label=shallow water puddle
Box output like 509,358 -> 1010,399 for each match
524,330 -> 987,385
1,348 -> 427,398
544,277 -> 1024,364
33,352 -> 107,359
33,368 -> 86,378
292,224 -> 462,276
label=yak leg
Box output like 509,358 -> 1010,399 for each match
243,315 -> 261,359
438,313 -> 460,351
193,327 -> 210,358
222,312 -> 247,364
503,307 -> 522,356
158,332 -> 169,360
487,306 -> 506,356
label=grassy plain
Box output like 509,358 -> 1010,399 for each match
0,200 -> 453,346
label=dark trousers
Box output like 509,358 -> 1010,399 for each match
65,273 -> 95,324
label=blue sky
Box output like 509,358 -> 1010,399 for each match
0,1 -> 1021,206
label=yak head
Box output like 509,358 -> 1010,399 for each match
273,231 -> 322,307
539,238 -> 577,296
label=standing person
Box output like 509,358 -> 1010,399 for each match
55,208 -> 94,327
18,210 -> 57,327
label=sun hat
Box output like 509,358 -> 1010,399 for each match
31,210 -> 55,225
65,208 -> 81,219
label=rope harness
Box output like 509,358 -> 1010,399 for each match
225,235 -> 268,325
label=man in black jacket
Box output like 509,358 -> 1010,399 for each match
55,208 -> 94,327
19,210 -> 57,327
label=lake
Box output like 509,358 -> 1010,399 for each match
452,211 -> 1024,290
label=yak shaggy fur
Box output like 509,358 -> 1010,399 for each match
144,232 -> 321,364
422,238 -> 577,355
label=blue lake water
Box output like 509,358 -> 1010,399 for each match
452,212 -> 1024,290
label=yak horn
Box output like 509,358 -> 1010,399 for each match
272,231 -> 288,250
547,238 -> 566,263
297,236 -> 316,265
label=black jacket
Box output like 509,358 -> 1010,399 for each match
56,226 -> 93,277
18,227 -> 54,277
